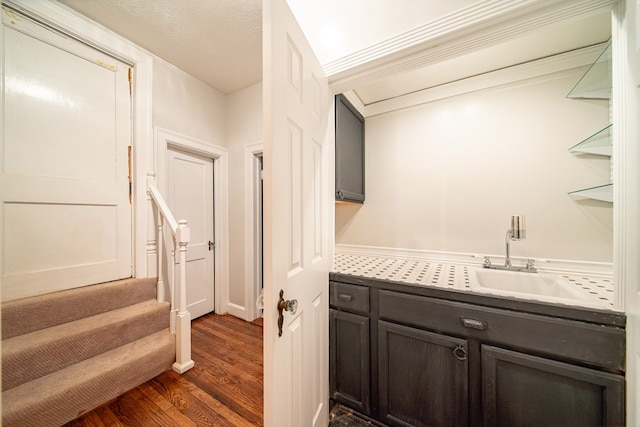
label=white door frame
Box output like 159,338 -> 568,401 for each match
613,1 -> 640,424
5,0 -> 154,280
244,141 -> 264,321
155,127 -> 229,315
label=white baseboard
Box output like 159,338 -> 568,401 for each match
225,302 -> 248,320
335,244 -> 614,277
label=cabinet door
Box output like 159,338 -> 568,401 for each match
330,309 -> 370,414
335,94 -> 365,203
482,345 -> 625,427
378,321 -> 469,427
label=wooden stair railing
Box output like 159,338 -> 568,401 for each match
148,180 -> 194,374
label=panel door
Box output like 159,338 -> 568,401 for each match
482,345 -> 625,427
166,147 -> 214,319
0,7 -> 131,301
263,0 -> 332,425
330,308 -> 371,415
378,321 -> 469,427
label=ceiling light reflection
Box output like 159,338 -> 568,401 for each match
5,75 -> 85,110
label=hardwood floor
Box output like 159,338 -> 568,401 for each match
66,314 -> 264,427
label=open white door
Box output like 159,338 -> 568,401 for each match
263,0 -> 332,425
620,0 -> 640,424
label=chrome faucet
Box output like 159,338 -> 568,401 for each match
484,215 -> 537,273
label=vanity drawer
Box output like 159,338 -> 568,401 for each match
330,282 -> 369,314
379,290 -> 625,372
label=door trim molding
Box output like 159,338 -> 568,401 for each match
244,141 -> 264,321
155,127 -> 229,316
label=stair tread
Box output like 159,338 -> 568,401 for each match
2,329 -> 176,427
2,299 -> 170,391
2,277 -> 157,339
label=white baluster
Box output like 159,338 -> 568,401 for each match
156,213 -> 165,303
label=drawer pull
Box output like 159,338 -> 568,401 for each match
453,345 -> 467,361
461,317 -> 487,330
338,294 -> 353,302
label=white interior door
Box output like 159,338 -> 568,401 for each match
0,7 -> 132,301
166,147 -> 215,319
263,0 -> 332,425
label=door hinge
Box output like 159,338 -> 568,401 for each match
127,67 -> 133,96
127,146 -> 132,203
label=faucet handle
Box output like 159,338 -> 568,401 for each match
526,259 -> 536,270
483,256 -> 492,268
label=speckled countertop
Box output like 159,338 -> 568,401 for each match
332,253 -> 615,310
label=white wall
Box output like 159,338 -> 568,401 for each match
227,82 -> 263,319
336,69 -> 612,264
153,59 -> 228,145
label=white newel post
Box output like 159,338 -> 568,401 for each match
173,219 -> 194,373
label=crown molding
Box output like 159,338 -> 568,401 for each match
360,42 -> 607,117
327,0 -> 617,94
324,0 -> 532,75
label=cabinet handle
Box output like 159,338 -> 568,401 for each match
337,190 -> 344,199
338,294 -> 353,302
453,345 -> 467,361
461,317 -> 487,330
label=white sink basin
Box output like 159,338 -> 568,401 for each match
468,267 -> 609,309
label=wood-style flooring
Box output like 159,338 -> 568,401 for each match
66,314 -> 264,427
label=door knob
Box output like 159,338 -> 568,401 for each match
277,289 -> 298,337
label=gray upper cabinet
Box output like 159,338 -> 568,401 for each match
335,94 -> 365,203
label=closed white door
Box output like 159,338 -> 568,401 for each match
166,147 -> 214,319
0,7 -> 132,301
263,0 -> 332,425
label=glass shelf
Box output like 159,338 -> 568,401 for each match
569,183 -> 613,203
567,42 -> 611,99
569,124 -> 612,156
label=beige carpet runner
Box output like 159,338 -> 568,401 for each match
1,278 -> 175,427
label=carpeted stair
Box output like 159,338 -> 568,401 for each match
1,277 -> 176,427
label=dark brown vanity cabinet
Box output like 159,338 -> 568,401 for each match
330,275 -> 626,427
378,321 -> 469,427
482,345 -> 625,427
335,94 -> 365,203
329,282 -> 371,415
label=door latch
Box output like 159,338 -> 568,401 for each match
277,289 -> 298,337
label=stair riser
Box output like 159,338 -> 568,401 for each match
2,301 -> 170,391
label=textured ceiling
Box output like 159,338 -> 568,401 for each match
58,0 -> 263,94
